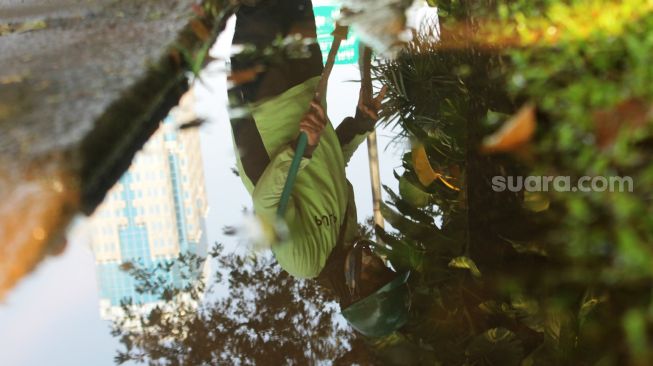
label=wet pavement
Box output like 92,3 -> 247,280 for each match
0,0 -> 231,297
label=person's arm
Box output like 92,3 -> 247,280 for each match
253,98 -> 327,219
336,114 -> 375,166
336,86 -> 387,166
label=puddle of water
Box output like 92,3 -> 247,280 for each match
2,0 -> 653,365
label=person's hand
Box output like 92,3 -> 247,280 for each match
355,85 -> 388,124
299,100 -> 327,146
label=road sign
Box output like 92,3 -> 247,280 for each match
314,5 -> 359,65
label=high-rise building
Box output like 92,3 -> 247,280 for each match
89,91 -> 208,319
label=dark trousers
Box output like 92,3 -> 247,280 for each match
230,0 -> 324,186
317,242 -> 353,307
230,0 -> 324,104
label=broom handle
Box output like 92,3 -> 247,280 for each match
316,24 -> 348,100
360,46 -> 385,236
277,25 -> 349,218
360,46 -> 373,101
277,132 -> 308,217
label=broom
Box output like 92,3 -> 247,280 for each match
276,24 -> 349,218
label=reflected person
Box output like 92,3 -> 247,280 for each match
229,0 -> 394,308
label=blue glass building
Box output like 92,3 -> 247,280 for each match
91,92 -> 208,316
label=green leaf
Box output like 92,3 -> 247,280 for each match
500,236 -> 547,257
384,183 -> 434,224
399,175 -> 431,208
448,256 -> 482,277
380,202 -> 452,249
374,226 -> 425,272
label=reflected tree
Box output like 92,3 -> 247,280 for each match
112,244 -> 375,365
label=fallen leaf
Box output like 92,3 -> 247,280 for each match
594,98 -> 651,149
228,66 -> 264,85
523,191 -> 550,212
500,235 -> 548,256
411,144 -> 460,190
448,256 -> 482,277
482,103 -> 536,153
412,144 -> 438,186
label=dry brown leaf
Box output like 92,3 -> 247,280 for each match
228,66 -> 264,85
482,103 -> 536,154
412,144 -> 438,186
412,144 -> 460,190
594,98 -> 652,149
523,191 -> 550,212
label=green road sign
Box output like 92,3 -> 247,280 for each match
314,5 -> 359,65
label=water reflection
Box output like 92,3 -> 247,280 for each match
3,0 -> 653,365
90,91 -> 209,319
228,0 -> 408,334
94,81 -> 370,363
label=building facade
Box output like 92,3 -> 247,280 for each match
89,91 -> 208,318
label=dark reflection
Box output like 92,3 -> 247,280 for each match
112,244 -> 378,365
368,2 -> 653,366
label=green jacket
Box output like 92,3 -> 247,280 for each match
233,76 -> 371,278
